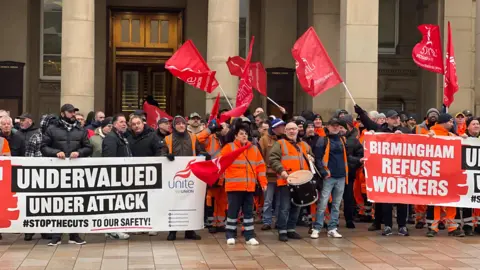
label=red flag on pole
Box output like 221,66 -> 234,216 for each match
226,56 -> 267,96
444,21 -> 459,108
412,24 -> 444,74
143,102 -> 173,129
208,93 -> 221,124
235,37 -> 255,108
292,27 -> 343,97
218,103 -> 249,124
190,144 -> 250,186
165,40 -> 219,93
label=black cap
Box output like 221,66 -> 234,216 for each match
157,117 -> 170,125
385,110 -> 399,118
101,117 -> 113,128
327,118 -> 341,126
437,113 -> 453,124
463,110 -> 473,117
60,104 -> 79,112
18,113 -> 33,120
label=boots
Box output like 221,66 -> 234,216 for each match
167,231 -> 176,241
185,230 -> 201,240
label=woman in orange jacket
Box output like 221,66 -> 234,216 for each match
220,122 -> 267,246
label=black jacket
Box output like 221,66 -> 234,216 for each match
156,129 -> 169,143
41,121 -> 92,157
17,124 -> 39,145
86,121 -> 101,131
102,129 -> 132,157
128,128 -> 162,157
1,131 -> 25,156
345,128 -> 363,176
355,105 -> 411,134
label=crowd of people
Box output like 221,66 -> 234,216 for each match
0,101 -> 477,246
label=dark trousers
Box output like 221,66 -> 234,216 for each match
373,203 -> 407,228
226,191 -> 254,240
343,176 -> 355,222
51,233 -> 79,240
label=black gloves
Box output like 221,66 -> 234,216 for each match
205,153 -> 212,161
166,154 -> 175,161
353,104 -> 363,115
208,119 -> 219,133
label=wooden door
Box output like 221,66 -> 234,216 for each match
116,65 -> 172,116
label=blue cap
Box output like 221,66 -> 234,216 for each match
271,118 -> 286,128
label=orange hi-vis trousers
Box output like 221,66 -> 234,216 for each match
426,206 -> 458,232
353,168 -> 374,217
415,205 -> 427,223
206,187 -> 227,227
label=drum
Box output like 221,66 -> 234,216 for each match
287,170 -> 318,207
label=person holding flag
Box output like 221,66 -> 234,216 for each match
220,120 -> 267,246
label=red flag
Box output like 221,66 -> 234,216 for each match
218,103 -> 249,124
235,37 -> 255,108
190,144 -> 250,185
143,102 -> 172,129
227,56 -> 267,96
208,93 -> 220,124
292,27 -> 343,97
444,22 -> 459,108
412,24 -> 444,74
165,40 -> 219,93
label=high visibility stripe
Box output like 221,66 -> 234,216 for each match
226,225 -> 236,230
244,225 -> 254,230
278,230 -> 287,234
232,160 -> 264,166
258,172 -> 266,177
206,136 -> 222,158
226,218 -> 237,223
287,229 -> 296,232
243,218 -> 254,223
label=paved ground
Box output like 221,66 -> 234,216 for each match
1,222 -> 480,270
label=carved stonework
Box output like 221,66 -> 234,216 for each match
38,81 -> 61,94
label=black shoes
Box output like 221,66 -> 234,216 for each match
278,234 -> 288,242
346,221 -> 356,229
185,231 -> 201,240
287,232 -> 302,239
24,234 -> 33,241
167,232 -> 176,241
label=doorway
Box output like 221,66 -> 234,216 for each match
107,10 -> 183,116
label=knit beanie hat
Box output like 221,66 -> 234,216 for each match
437,113 -> 453,124
426,108 -> 440,117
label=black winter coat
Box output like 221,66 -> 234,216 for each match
17,125 -> 39,145
344,128 -> 363,177
1,131 -> 25,156
102,129 -> 132,157
128,128 -> 162,157
41,122 -> 92,157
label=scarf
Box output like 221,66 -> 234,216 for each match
60,119 -> 77,132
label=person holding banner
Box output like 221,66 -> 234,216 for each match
162,115 -> 205,241
41,103 -> 93,246
220,121 -> 267,246
426,113 -> 465,237
0,134 -> 11,241
270,121 -> 313,242
354,105 -> 410,236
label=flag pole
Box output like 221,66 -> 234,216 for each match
341,82 -> 357,104
218,85 -> 234,109
266,96 -> 283,110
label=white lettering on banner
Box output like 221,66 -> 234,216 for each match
369,141 -> 454,159
0,157 -> 206,233
381,158 -> 440,177
372,176 -> 448,196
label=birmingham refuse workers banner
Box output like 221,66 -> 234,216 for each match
363,133 -> 480,207
0,157 -> 206,233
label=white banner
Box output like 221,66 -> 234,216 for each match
0,156 -> 206,233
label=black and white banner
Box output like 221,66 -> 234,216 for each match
0,157 -> 206,233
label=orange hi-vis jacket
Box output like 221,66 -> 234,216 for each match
165,133 -> 197,155
0,137 -> 11,156
457,122 -> 466,136
220,140 -> 267,192
197,129 -> 224,185
273,139 -> 311,186
358,129 -> 367,145
322,136 -> 349,184
315,127 -> 326,137
415,121 -> 432,135
430,124 -> 455,137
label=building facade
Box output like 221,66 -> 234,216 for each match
0,0 -> 479,121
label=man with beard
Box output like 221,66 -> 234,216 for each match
406,115 -> 417,130
187,112 -> 204,134
17,113 -> 38,145
156,117 -> 171,143
41,104 -> 92,246
293,116 -> 306,138
161,116 -> 205,241
354,104 -> 410,237
86,111 -> 106,130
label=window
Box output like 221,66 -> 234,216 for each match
239,0 -> 249,58
378,0 -> 399,54
41,0 -> 62,79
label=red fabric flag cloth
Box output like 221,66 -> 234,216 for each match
165,40 -> 219,93
292,27 -> 343,97
412,24 -> 444,74
208,93 -> 220,124
190,144 -> 250,186
218,103 -> 249,124
235,37 -> 255,108
444,21 -> 459,108
226,56 -> 267,96
143,102 -> 173,129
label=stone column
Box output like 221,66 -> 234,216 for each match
311,0 -> 342,118
206,0 -> 239,111
61,0 -> 95,113
475,0 -> 480,114
339,0 -> 379,113
444,0 -> 475,113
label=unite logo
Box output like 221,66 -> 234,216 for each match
169,159 -> 196,193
